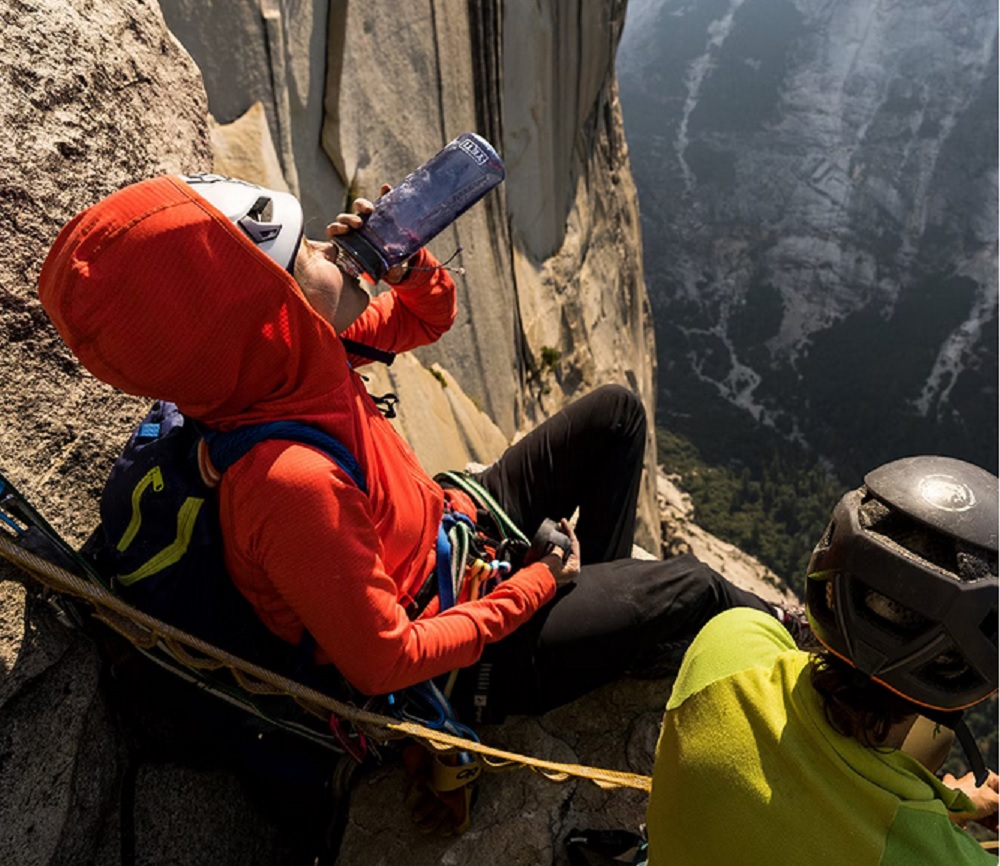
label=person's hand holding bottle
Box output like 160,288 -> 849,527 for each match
326,185 -> 410,284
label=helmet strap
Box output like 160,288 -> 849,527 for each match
340,338 -> 395,366
953,717 -> 989,786
923,708 -> 989,785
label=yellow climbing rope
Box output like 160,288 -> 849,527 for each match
0,534 -> 652,793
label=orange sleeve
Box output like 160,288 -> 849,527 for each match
340,247 -> 457,362
226,446 -> 556,696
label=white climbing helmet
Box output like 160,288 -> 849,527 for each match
182,173 -> 303,273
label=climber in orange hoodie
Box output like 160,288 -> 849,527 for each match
38,173 -> 781,724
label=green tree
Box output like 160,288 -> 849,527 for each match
656,425 -> 843,598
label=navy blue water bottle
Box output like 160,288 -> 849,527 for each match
333,132 -> 505,282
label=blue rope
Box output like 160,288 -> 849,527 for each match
435,511 -> 476,612
435,523 -> 455,610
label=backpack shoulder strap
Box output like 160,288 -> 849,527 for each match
204,422 -> 366,494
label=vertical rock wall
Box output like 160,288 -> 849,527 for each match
159,0 -> 660,547
318,1 -> 525,440
1,0 -> 211,527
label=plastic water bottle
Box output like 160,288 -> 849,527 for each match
333,132 -> 505,282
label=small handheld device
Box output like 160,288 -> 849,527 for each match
525,518 -> 572,565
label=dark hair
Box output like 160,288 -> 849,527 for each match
809,649 -> 920,747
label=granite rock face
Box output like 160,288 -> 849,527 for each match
0,0 -> 211,532
619,0 -> 998,478
160,0 -> 661,547
0,581 -> 120,866
0,2 -> 215,863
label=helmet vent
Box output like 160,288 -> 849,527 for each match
860,495 -> 958,577
957,542 -> 998,582
851,579 -> 932,640
806,575 -> 837,631
914,648 -> 983,695
815,519 -> 835,555
247,196 -> 274,223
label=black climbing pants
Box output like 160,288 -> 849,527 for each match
451,384 -> 773,721
475,383 -> 647,565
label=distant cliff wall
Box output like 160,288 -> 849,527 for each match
619,0 -> 998,478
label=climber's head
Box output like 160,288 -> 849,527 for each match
38,174 -> 367,424
182,174 -> 370,333
805,455 -> 998,715
180,173 -> 303,272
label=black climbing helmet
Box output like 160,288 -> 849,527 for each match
805,455 -> 998,712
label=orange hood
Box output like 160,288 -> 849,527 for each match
37,176 -> 559,694
38,175 -> 347,429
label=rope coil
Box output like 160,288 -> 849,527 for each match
0,533 -> 651,793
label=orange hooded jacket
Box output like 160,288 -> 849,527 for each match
38,175 -> 555,695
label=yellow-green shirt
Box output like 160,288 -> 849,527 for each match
645,608 -> 991,865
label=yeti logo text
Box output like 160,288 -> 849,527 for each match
918,474 -> 976,513
458,137 -> 488,165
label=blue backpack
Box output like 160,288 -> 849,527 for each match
82,399 -> 487,851
90,401 -> 484,753
90,400 -> 365,677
